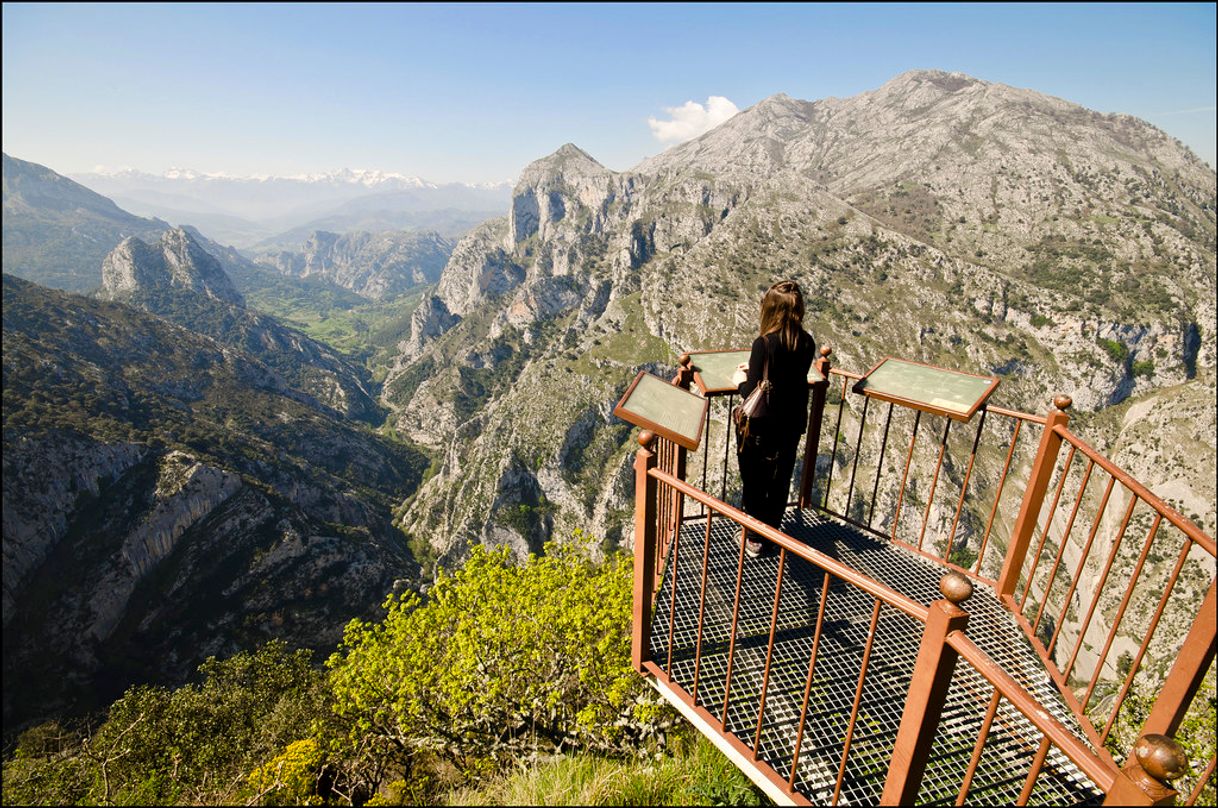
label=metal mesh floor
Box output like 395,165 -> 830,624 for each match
649,508 -> 1105,806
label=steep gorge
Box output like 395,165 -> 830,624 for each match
384,70 -> 1216,564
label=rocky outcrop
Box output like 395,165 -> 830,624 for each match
254,229 -> 454,300
88,453 -> 243,642
435,217 -> 522,316
399,294 -> 460,363
94,229 -> 384,423
1,432 -> 146,626
382,71 -> 1215,567
123,453 -> 243,578
100,227 -> 244,305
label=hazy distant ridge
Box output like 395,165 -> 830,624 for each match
71,167 -> 512,247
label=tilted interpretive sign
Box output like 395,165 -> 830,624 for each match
688,348 -> 826,396
853,357 -> 999,421
614,371 -> 709,450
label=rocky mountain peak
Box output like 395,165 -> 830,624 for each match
518,143 -> 609,188
508,144 -> 616,246
883,69 -> 984,94
99,226 -> 244,306
748,91 -> 811,116
303,230 -> 342,253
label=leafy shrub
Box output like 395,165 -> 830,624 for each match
1097,337 -> 1129,363
1,642 -> 325,806
326,537 -> 672,783
245,738 -> 325,806
1132,359 -> 1155,378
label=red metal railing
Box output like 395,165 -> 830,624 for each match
630,354 -> 1216,805
634,448 -> 930,804
631,444 -> 1194,805
810,362 -> 1048,586
882,578 -> 1128,806
997,417 -> 1217,805
797,359 -> 1214,803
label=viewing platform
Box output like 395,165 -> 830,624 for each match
617,349 -> 1216,806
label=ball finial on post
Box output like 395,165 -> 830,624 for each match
1053,394 -> 1073,411
638,430 -> 656,449
820,346 -> 833,358
1135,734 -> 1189,783
939,572 -> 974,604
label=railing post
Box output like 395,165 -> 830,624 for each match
1143,580 -> 1216,738
800,346 -> 832,509
672,353 -> 695,389
632,430 -> 659,673
997,395 -> 1072,599
881,573 -> 973,805
661,356 -> 692,558
1103,734 -> 1189,806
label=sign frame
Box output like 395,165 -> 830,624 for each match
613,371 -> 709,450
688,348 -> 751,396
851,356 -> 1000,422
687,347 -> 827,397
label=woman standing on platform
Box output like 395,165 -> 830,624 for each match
734,280 -> 816,557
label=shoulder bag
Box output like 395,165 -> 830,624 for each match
733,356 -> 771,450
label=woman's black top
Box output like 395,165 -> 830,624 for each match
738,329 -> 817,436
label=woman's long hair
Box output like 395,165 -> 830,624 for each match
759,280 -> 805,350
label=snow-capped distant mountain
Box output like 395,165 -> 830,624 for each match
86,165 -> 500,189
72,167 -> 512,247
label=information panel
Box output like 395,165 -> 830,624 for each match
688,348 -> 827,396
614,371 -> 709,450
852,357 -> 999,421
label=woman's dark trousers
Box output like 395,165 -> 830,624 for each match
738,426 -> 800,536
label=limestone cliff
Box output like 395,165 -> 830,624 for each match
382,71 -> 1216,566
100,226 -> 244,306
253,229 -> 453,300
2,275 -> 428,727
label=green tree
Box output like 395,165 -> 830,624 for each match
2,641 -> 325,806
325,534 -> 672,795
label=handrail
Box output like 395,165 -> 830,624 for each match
946,630 -> 1119,792
818,366 -> 1050,584
1053,424 -> 1217,556
633,357 -> 1216,805
649,466 -> 930,623
987,404 -> 1048,425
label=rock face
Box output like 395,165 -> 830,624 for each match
254,229 -> 454,300
100,226 -> 245,305
2,433 -> 147,627
382,70 -> 1216,567
97,227 -> 384,423
2,275 -> 429,727
2,152 -> 168,292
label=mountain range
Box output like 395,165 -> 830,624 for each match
70,167 -> 511,247
2,68 -> 1214,732
2,269 -> 429,726
386,69 -> 1215,563
2,152 -> 460,307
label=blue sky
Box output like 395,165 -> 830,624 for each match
2,3 -> 1214,183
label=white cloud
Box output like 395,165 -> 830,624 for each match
648,96 -> 740,144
